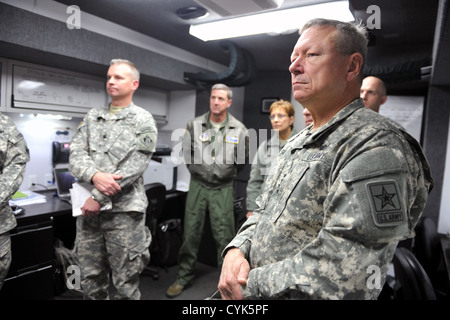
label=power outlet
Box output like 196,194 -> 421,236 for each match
44,173 -> 53,186
28,175 -> 36,189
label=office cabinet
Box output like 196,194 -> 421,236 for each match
0,215 -> 54,300
6,59 -> 107,117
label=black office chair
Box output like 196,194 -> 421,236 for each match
413,217 -> 449,298
392,246 -> 437,300
142,182 -> 166,280
414,217 -> 441,274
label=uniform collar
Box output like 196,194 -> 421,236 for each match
201,112 -> 240,129
97,102 -> 136,120
305,99 -> 363,141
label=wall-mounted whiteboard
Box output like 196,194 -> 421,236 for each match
10,61 -> 107,113
379,95 -> 424,142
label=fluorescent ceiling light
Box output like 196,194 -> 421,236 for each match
190,1 -> 354,41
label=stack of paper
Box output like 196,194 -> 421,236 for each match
70,182 -> 112,217
9,190 -> 47,206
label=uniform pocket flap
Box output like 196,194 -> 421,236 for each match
128,227 -> 151,260
341,148 -> 405,184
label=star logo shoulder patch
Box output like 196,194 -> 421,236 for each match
366,180 -> 405,227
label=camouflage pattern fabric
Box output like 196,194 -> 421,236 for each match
246,128 -> 298,212
226,99 -> 433,300
0,113 -> 29,290
0,233 -> 12,291
69,103 -> 156,299
69,102 -> 157,212
75,211 -> 150,300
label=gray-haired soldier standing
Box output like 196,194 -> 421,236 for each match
69,59 -> 157,300
219,19 -> 433,300
0,113 -> 29,291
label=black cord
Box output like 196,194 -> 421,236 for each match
32,183 -> 51,190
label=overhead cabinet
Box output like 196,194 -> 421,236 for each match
4,59 -> 168,122
8,60 -> 107,115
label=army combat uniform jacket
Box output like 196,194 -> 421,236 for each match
226,99 -> 433,300
69,103 -> 157,213
246,129 -> 298,212
0,113 -> 29,235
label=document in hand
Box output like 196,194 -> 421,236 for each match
70,182 -> 112,216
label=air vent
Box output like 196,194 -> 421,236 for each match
193,0 -> 284,17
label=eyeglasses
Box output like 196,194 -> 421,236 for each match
270,113 -> 288,120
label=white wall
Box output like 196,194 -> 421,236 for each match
439,112 -> 450,234
8,112 -> 82,191
8,89 -> 198,193
379,95 -> 424,142
158,90 -> 197,190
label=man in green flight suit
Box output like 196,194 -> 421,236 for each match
167,83 -> 249,298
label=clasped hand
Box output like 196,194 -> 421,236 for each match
81,172 -> 123,216
218,248 -> 250,300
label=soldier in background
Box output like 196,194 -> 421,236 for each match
245,100 -> 297,219
360,76 -> 387,113
0,113 -> 30,290
218,18 -> 433,300
69,59 -> 157,300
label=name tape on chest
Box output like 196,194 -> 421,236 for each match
225,135 -> 239,144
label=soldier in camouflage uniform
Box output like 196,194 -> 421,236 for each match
69,59 -> 157,300
246,100 -> 298,219
218,19 -> 433,300
166,84 -> 249,298
0,113 -> 29,291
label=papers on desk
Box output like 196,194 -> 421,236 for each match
9,190 -> 47,206
176,181 -> 189,192
70,182 -> 112,217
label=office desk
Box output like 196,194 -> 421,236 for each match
0,189 -> 187,300
0,191 -> 73,300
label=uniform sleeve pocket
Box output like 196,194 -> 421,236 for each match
340,147 -> 405,184
136,122 -> 157,154
340,148 -> 410,242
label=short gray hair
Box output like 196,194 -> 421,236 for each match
211,83 -> 233,100
301,18 -> 368,79
110,59 -> 140,81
